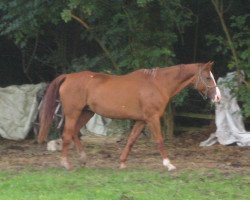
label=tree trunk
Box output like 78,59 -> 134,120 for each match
163,102 -> 174,143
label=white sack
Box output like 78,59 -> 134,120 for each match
0,83 -> 46,140
200,72 -> 250,147
82,114 -> 112,136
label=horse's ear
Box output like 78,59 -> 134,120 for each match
209,61 -> 214,66
204,61 -> 214,70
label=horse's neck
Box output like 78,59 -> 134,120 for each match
158,64 -> 197,98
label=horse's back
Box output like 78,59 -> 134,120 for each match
84,70 -> 163,118
58,69 -> 163,119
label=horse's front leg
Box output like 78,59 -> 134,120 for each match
147,116 -> 176,171
119,121 -> 145,169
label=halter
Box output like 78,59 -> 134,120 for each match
194,66 -> 218,100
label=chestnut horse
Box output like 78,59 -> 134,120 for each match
38,62 -> 221,171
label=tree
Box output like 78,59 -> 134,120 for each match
1,0 -> 249,128
0,0 -> 193,78
0,0 -> 65,81
206,0 -> 250,116
60,0 -> 193,74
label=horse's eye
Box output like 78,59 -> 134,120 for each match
206,77 -> 211,80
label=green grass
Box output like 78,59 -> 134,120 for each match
0,168 -> 249,200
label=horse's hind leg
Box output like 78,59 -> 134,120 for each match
147,116 -> 176,171
73,111 -> 94,165
61,114 -> 80,170
119,121 -> 145,169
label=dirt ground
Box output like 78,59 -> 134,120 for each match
0,130 -> 250,173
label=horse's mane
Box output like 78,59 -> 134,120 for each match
141,63 -> 203,79
176,63 -> 204,77
143,68 -> 159,78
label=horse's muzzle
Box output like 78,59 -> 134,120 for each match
211,87 -> 221,103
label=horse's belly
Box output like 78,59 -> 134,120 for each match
86,77 -> 145,119
92,108 -> 141,119
87,96 -> 142,119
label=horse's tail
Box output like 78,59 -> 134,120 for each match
37,75 -> 66,144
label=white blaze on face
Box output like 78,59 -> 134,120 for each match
210,72 -> 221,103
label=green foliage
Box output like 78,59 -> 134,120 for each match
229,15 -> 250,72
173,89 -> 189,107
238,86 -> 250,117
207,14 -> 250,72
61,9 -> 72,23
61,0 -> 193,74
137,0 -> 155,7
0,0 -> 63,47
1,0 -> 249,111
206,14 -> 250,116
0,0 -> 193,92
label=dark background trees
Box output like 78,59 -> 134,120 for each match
0,0 -> 249,116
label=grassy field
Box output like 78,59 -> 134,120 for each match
0,168 -> 249,200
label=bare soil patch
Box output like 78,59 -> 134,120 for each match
0,131 -> 250,173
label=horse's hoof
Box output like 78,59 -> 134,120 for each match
80,161 -> 87,167
61,157 -> 73,170
62,162 -> 73,170
79,151 -> 87,166
119,162 -> 127,169
167,164 -> 176,171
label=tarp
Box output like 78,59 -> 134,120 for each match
0,83 -> 111,140
0,83 -> 46,140
200,72 -> 250,147
82,114 -> 112,136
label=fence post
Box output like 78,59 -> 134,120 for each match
163,102 -> 174,143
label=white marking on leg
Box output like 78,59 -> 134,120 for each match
163,159 -> 176,171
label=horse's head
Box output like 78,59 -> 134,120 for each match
194,61 -> 221,103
